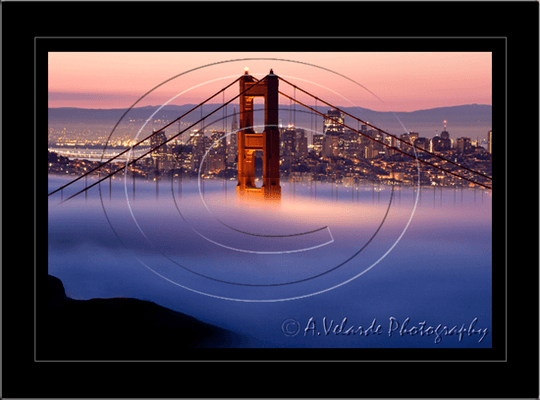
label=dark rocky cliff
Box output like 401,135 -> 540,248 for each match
38,275 -> 251,360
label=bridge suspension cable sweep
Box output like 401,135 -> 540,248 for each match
49,70 -> 492,204
275,76 -> 492,191
48,75 -> 266,203
48,76 -> 242,198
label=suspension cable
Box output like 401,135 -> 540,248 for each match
247,74 -> 491,188
56,76 -> 268,203
48,77 -> 241,197
277,89 -> 492,190
278,76 -> 492,182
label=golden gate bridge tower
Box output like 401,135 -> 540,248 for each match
236,68 -> 281,200
48,67 -> 491,205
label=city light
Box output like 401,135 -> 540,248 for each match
48,77 -> 491,192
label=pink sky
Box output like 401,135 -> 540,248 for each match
48,52 -> 491,112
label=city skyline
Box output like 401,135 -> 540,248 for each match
49,105 -> 492,192
48,52 -> 492,112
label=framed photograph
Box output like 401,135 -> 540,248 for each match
6,1 -> 537,398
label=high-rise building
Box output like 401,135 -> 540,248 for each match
231,106 -> 238,133
365,129 -> 385,159
381,134 -> 398,158
226,130 -> 237,164
456,137 -> 472,153
295,129 -> 308,159
408,132 -> 419,143
323,109 -> 344,136
190,130 -> 206,172
431,135 -> 443,152
433,135 -> 452,151
150,130 -> 168,155
399,131 -> 420,155
362,129 -> 375,159
312,134 -> 323,154
226,106 -> 239,164
150,129 -> 169,170
281,126 -> 296,157
400,133 -> 410,145
487,130 -> 492,154
322,135 -> 339,158
342,129 -> 360,159
209,130 -> 227,172
441,120 -> 450,140
357,126 -> 369,159
437,121 -> 452,151
414,137 -> 430,152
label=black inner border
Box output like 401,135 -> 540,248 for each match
11,0 -> 533,397
38,35 -> 505,360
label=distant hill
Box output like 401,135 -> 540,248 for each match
392,104 -> 492,125
48,103 -> 492,138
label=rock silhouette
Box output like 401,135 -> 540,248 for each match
38,275 -> 251,360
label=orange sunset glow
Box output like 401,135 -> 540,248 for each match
48,52 -> 492,112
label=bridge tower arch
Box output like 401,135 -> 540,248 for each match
237,68 -> 281,200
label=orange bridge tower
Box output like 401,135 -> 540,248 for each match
237,68 -> 281,200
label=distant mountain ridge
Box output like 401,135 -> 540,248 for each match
49,103 -> 491,121
48,103 -> 492,138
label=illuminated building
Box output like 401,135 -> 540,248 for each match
209,130 -> 227,173
312,134 -> 323,155
437,120 -> 452,150
399,131 -> 419,154
341,129 -> 360,159
150,129 -> 170,170
364,129 -> 385,159
441,120 -> 449,139
456,137 -> 472,153
190,130 -> 206,171
431,134 -> 451,152
383,134 -> 397,158
231,106 -> 238,133
226,110 -> 238,164
487,130 -> 492,154
441,130 -> 450,140
295,129 -> 308,159
281,126 -> 296,157
431,135 -> 443,152
322,134 -> 339,158
408,132 -> 419,143
323,109 -> 344,136
414,137 -> 430,152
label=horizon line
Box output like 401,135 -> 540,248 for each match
48,102 -> 493,114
